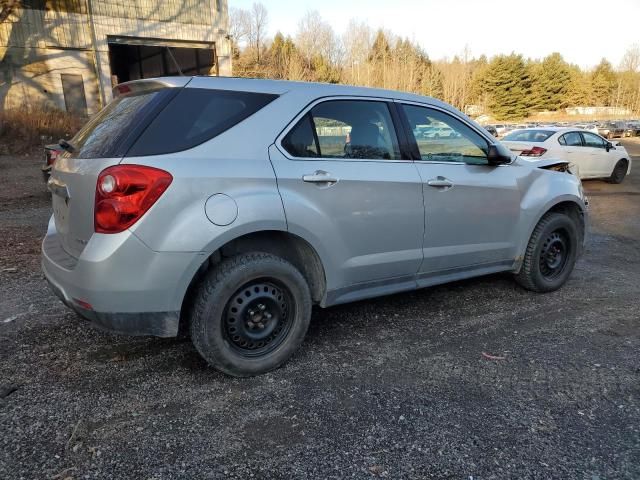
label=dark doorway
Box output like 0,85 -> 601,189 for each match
108,43 -> 216,86
60,74 -> 88,116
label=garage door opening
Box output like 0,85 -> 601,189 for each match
108,42 -> 217,86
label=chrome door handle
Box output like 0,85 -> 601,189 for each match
426,177 -> 454,188
302,170 -> 338,184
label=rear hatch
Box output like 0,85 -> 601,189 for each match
48,78 -> 189,258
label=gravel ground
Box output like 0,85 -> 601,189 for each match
1,141 -> 639,479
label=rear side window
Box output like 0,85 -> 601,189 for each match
127,89 -> 278,157
69,89 -> 174,159
502,130 -> 554,142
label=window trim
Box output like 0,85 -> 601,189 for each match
580,131 -> 606,149
276,95 -> 412,163
558,131 -> 584,147
395,100 -> 498,165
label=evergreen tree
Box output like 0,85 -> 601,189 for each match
481,54 -> 531,120
591,59 -> 616,106
529,53 -> 572,111
565,65 -> 592,106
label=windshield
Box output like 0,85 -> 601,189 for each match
503,130 -> 555,142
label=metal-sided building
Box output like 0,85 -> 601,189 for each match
0,0 -> 232,115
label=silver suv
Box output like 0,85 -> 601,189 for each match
42,77 -> 588,376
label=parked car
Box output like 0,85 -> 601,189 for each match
624,122 -> 640,137
494,124 -> 507,136
483,124 -> 498,137
42,77 -> 588,376
575,124 -> 599,135
501,127 -> 631,182
597,122 -> 625,139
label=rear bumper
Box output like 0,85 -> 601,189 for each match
41,215 -> 204,337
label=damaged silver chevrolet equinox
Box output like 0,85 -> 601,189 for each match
42,77 -> 588,376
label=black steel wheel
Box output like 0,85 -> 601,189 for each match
515,212 -> 580,292
190,252 -> 312,377
223,280 -> 294,357
608,160 -> 627,184
538,230 -> 570,280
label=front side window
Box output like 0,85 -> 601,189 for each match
560,132 -> 583,147
402,104 -> 489,164
282,100 -> 401,160
581,132 -> 606,149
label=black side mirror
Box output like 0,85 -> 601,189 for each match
605,142 -> 614,151
487,144 -> 512,165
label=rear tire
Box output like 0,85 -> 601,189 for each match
515,212 -> 579,293
607,160 -> 627,184
190,253 -> 312,377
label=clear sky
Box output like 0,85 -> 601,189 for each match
229,0 -> 640,69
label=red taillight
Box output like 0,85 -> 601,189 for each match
46,149 -> 59,166
520,146 -> 547,157
95,165 -> 172,234
116,84 -> 131,95
73,298 -> 93,310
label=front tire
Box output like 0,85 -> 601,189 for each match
190,253 -> 312,377
607,160 -> 627,184
515,212 -> 579,293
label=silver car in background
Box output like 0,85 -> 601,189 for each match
42,77 -> 588,376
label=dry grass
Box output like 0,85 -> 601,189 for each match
0,108 -> 84,154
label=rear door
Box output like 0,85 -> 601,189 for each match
398,102 -> 524,277
270,98 -> 424,291
558,131 -> 587,176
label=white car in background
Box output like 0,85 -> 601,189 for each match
575,124 -> 599,134
501,128 -> 632,183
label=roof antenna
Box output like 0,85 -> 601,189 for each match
166,47 -> 184,76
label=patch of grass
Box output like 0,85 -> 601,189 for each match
0,108 -> 85,154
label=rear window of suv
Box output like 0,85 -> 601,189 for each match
67,87 -> 277,159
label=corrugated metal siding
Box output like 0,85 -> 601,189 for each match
44,1 -> 91,49
0,7 -> 46,48
93,0 -> 214,26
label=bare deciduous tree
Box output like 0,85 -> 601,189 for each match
229,7 -> 251,50
295,10 -> 341,69
249,2 -> 268,63
0,0 -> 20,24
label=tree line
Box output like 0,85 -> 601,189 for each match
230,4 -> 640,120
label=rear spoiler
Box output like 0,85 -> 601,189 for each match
112,77 -> 192,98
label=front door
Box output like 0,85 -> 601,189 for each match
399,103 -> 524,277
270,99 -> 425,293
580,132 -> 614,177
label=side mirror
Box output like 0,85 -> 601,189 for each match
487,144 -> 512,165
605,142 -> 614,151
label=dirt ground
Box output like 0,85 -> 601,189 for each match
1,141 -> 639,479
